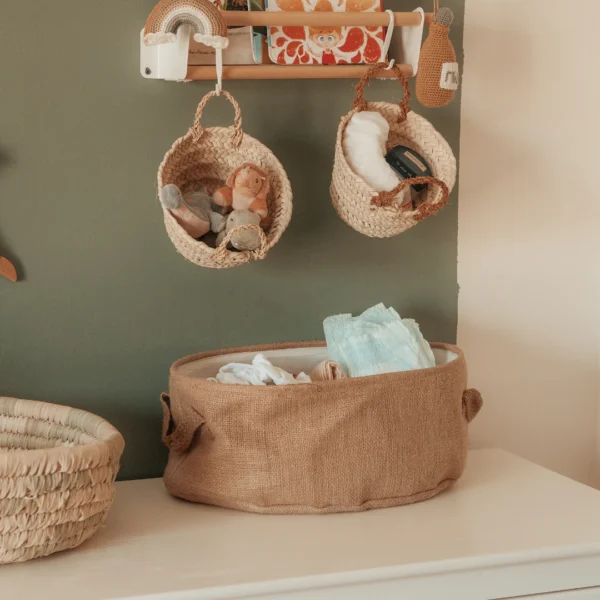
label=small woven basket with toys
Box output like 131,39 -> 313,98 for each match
331,63 -> 456,238
158,90 -> 293,269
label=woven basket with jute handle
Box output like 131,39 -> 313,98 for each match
158,90 -> 293,269
331,63 -> 456,238
0,397 -> 124,564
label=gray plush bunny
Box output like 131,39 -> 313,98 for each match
160,184 -> 226,239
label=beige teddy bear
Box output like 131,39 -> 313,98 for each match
213,163 -> 270,221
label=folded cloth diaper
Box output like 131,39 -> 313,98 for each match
343,111 -> 413,208
209,353 -> 311,386
323,303 -> 436,378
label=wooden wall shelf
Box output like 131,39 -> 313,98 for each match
220,10 -> 433,27
141,9 -> 430,81
186,64 -> 412,80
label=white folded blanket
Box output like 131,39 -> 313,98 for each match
343,111 -> 412,206
209,353 -> 312,386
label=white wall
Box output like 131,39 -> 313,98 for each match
458,0 -> 600,484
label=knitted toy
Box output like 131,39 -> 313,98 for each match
216,210 -> 262,251
213,163 -> 270,220
416,8 -> 458,108
160,184 -> 226,239
309,360 -> 347,382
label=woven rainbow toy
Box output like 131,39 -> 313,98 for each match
144,0 -> 229,49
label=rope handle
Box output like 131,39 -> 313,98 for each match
372,176 -> 449,220
191,90 -> 243,148
160,393 -> 205,453
211,224 -> 269,261
462,388 -> 483,423
353,62 -> 411,121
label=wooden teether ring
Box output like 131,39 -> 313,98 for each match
0,256 -> 17,282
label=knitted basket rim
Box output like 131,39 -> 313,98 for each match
170,340 -> 463,391
0,397 -> 125,479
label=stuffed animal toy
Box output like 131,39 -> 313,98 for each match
160,184 -> 226,239
416,7 -> 458,108
213,163 -> 270,220
216,210 -> 262,251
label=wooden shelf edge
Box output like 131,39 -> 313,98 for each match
186,64 -> 413,80
220,10 -> 433,27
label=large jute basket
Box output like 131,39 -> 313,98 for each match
161,341 -> 483,515
158,90 -> 293,269
0,397 -> 125,564
331,63 -> 457,238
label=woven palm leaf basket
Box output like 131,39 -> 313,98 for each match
0,397 -> 125,564
158,90 -> 293,269
331,63 -> 457,238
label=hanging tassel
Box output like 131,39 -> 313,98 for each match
416,7 -> 458,108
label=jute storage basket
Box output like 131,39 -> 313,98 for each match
331,63 -> 457,238
0,397 -> 125,564
161,341 -> 482,515
158,90 -> 293,269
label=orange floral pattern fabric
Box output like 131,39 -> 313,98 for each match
267,0 -> 385,65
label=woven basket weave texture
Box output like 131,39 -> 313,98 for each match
0,397 -> 124,565
158,91 -> 293,269
331,63 -> 456,238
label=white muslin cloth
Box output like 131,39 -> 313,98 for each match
209,353 -> 312,386
343,111 -> 412,206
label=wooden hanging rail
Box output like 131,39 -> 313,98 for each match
187,64 -> 412,80
141,9 -> 430,81
184,11 -> 431,80
220,11 -> 433,27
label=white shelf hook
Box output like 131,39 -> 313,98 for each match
215,46 -> 223,96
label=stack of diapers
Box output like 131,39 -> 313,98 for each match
324,303 -> 435,378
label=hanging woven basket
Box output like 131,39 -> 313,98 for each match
331,63 -> 456,238
0,397 -> 124,564
158,91 -> 293,269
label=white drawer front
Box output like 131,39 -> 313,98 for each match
508,588 -> 600,599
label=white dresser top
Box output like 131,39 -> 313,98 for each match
2,449 -> 600,600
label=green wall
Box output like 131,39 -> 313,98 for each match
0,0 -> 464,479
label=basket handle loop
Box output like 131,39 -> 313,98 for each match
353,62 -> 411,121
462,388 -> 483,423
191,90 -> 243,149
160,393 -> 205,453
372,176 -> 450,221
212,224 -> 269,262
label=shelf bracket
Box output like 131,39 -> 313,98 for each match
140,24 -> 192,82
